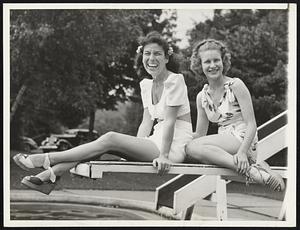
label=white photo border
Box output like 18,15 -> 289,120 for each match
3,3 -> 297,227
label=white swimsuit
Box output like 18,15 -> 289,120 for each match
140,73 -> 193,162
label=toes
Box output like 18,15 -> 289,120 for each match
276,185 -> 281,191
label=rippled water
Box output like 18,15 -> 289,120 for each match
11,202 -> 165,220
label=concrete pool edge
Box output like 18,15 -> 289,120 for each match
10,190 -> 194,221
9,189 -> 285,222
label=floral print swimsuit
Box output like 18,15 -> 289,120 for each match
199,78 -> 257,164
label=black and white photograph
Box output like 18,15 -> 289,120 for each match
3,3 -> 297,227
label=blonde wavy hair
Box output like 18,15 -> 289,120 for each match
190,39 -> 231,77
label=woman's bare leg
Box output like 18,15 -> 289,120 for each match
185,134 -> 241,171
48,132 -> 161,163
186,134 -> 285,190
27,132 -> 161,180
35,161 -> 78,181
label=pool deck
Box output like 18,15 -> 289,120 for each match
10,189 -> 284,221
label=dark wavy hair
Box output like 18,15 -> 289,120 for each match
190,39 -> 231,78
134,31 -> 180,78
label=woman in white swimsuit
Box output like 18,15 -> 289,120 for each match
13,31 -> 193,195
186,39 -> 285,191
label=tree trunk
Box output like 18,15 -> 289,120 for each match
10,84 -> 27,122
88,108 -> 95,137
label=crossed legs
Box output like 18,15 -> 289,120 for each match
185,133 -> 285,191
17,131 -> 161,181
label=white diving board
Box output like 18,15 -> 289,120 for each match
70,110 -> 288,220
70,161 -> 287,179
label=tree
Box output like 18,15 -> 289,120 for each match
10,9 -> 177,147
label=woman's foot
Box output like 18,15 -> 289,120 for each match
21,167 -> 59,195
13,153 -> 51,171
246,164 -> 285,191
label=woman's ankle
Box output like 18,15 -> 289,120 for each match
35,167 -> 57,183
35,170 -> 51,182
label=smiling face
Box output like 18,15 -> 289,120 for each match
142,43 -> 169,79
199,49 -> 224,80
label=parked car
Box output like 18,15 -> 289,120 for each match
20,136 -> 39,152
39,129 -> 99,152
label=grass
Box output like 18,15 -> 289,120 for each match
9,150 -> 285,200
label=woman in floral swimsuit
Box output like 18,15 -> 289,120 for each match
186,39 -> 285,191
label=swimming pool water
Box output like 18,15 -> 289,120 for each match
11,202 -> 168,220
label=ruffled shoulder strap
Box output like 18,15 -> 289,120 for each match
164,73 -> 187,106
139,78 -> 152,108
200,84 -> 214,108
224,78 -> 238,103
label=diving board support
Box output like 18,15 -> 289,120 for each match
257,111 -> 287,140
182,205 -> 195,220
256,125 -> 287,163
173,175 -> 217,215
154,174 -> 199,209
278,189 -> 288,220
216,176 -> 227,221
172,175 -> 228,221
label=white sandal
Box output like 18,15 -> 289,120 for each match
21,166 -> 59,195
13,152 -> 51,171
246,164 -> 285,191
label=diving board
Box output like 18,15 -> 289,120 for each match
70,161 -> 287,178
70,110 -> 288,220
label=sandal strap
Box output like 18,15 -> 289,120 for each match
247,164 -> 270,185
43,153 -> 51,169
254,164 -> 270,184
18,153 -> 35,168
48,166 -> 56,183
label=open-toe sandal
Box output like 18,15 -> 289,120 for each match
13,152 -> 51,171
246,164 -> 285,191
21,167 -> 59,195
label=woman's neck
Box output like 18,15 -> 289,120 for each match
152,68 -> 169,84
207,76 -> 226,91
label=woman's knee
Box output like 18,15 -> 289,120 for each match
185,141 -> 207,161
96,131 -> 118,148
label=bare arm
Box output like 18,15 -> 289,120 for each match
136,108 -> 154,138
231,79 -> 257,173
193,92 -> 209,139
232,79 -> 257,154
152,105 -> 179,175
160,105 -> 180,158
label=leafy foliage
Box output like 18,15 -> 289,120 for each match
10,9 -> 177,142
